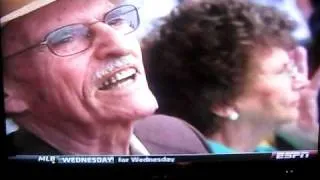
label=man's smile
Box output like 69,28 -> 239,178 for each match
94,55 -> 140,91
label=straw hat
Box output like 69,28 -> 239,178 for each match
0,0 -> 56,26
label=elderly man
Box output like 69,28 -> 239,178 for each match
2,0 -> 209,155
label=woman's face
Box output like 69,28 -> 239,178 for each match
234,47 -> 308,126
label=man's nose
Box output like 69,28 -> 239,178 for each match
90,22 -> 133,59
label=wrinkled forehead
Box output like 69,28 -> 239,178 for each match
1,0 -> 117,56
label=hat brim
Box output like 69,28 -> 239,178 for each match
1,0 -> 56,27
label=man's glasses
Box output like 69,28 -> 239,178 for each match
4,5 -> 140,59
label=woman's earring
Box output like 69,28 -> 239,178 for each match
229,112 -> 239,121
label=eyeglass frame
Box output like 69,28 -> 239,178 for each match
3,4 -> 140,59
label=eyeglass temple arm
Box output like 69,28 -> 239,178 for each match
3,41 -> 47,60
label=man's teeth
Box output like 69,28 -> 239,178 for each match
117,78 -> 134,88
100,68 -> 137,89
114,68 -> 136,81
110,77 -> 117,84
96,58 -> 132,79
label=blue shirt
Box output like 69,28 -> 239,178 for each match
206,139 -> 276,154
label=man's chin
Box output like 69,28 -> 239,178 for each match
113,105 -> 158,122
105,92 -> 158,122
130,94 -> 159,120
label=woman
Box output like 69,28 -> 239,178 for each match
143,0 -> 320,153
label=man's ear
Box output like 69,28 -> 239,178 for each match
4,87 -> 28,114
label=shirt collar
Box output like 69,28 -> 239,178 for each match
129,134 -> 150,155
206,139 -> 276,154
206,139 -> 235,154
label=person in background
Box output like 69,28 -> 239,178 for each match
308,0 -> 320,77
250,0 -> 312,46
133,0 -> 180,41
2,0 -> 210,155
308,0 -> 320,123
143,0 -> 320,153
249,0 -> 319,148
275,0 -> 319,149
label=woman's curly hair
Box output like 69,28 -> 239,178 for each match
143,0 -> 296,136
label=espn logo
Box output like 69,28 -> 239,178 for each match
273,151 -> 310,159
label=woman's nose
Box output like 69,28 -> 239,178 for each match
292,71 -> 310,90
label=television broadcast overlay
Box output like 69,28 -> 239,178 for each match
271,150 -> 318,159
7,150 -> 318,165
2,0 -> 319,176
9,155 -> 176,164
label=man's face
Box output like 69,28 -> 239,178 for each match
2,0 -> 158,126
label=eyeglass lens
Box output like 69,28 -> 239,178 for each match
45,5 -> 138,57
